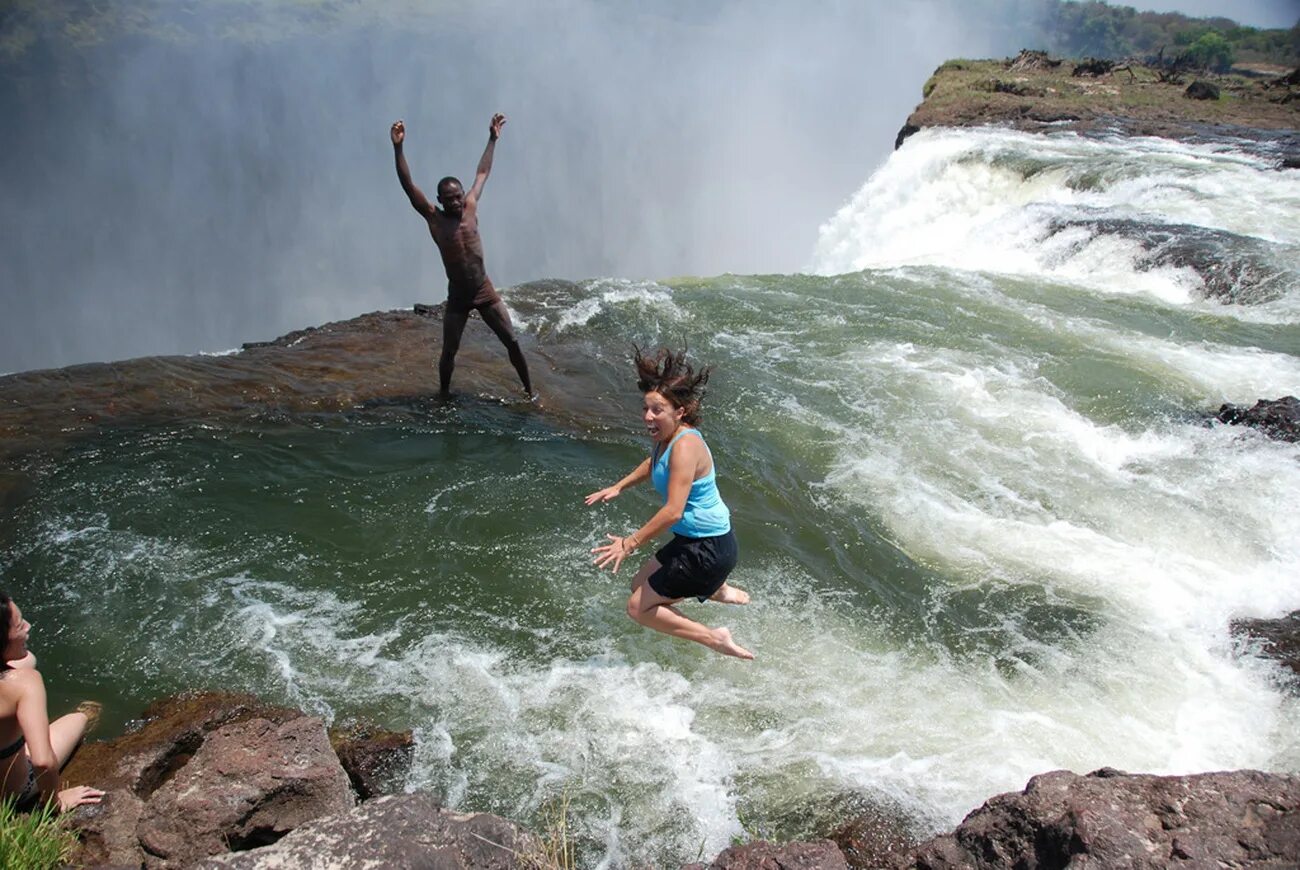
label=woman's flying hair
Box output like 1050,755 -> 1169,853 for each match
633,345 -> 711,426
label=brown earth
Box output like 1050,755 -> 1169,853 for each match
900,54 -> 1300,153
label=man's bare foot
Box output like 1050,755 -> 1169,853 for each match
709,584 -> 750,605
709,627 -> 754,660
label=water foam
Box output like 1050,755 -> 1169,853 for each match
810,128 -> 1300,311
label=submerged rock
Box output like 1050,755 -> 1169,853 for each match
1233,610 -> 1300,682
328,720 -> 415,800
1215,396 -> 1300,442
900,768 -> 1300,869
683,840 -> 850,870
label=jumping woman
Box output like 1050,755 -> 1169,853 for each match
587,347 -> 753,660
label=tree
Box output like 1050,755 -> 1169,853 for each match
1184,31 -> 1234,71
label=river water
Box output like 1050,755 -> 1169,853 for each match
4,127 -> 1299,867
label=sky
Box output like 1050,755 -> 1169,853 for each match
1129,0 -> 1298,27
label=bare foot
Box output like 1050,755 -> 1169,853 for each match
709,583 -> 750,605
709,627 -> 754,660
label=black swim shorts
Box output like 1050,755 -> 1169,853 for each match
648,530 -> 738,602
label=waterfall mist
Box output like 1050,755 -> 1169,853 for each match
1,0 -> 1042,372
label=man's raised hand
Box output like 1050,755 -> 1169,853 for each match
489,113 -> 506,141
390,120 -> 405,146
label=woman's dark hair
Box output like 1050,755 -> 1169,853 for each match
0,591 -> 11,672
634,345 -> 711,426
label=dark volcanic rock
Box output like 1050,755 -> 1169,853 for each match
329,720 -> 415,800
1233,610 -> 1300,681
683,840 -> 850,870
63,692 -> 304,868
195,793 -> 537,869
901,768 -> 1300,869
1215,396 -> 1300,442
1186,80 -> 1221,100
135,715 -> 354,867
895,123 -> 921,150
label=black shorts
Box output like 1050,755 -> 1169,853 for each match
648,530 -> 738,602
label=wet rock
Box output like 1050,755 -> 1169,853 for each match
194,792 -> 537,869
1233,610 -> 1300,682
1215,396 -> 1300,442
900,768 -> 1300,869
1185,80 -> 1221,100
683,840 -> 849,870
329,720 -> 415,800
63,692 -> 304,867
827,807 -> 919,869
894,123 -> 921,150
135,715 -> 354,867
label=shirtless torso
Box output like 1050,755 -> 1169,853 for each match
391,115 -> 532,397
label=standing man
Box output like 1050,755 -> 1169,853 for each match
391,113 -> 534,399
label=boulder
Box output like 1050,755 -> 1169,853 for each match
62,692 -> 305,868
329,720 -> 415,799
901,768 -> 1300,869
682,840 -> 849,870
1185,80 -> 1221,100
194,792 -> 538,869
134,715 -> 354,867
1215,396 -> 1300,442
1233,610 -> 1300,682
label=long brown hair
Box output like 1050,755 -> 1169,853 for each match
0,591 -> 11,672
633,345 -> 711,426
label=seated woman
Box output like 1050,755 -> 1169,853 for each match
0,592 -> 104,811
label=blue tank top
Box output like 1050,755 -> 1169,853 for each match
650,428 -> 731,538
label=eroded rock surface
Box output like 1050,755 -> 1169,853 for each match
900,768 -> 1300,869
62,692 -> 303,868
135,715 -> 353,867
195,793 -> 537,869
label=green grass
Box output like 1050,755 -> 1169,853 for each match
0,797 -> 77,870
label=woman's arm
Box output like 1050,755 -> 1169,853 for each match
592,436 -> 701,572
13,670 -> 58,799
584,457 -> 651,505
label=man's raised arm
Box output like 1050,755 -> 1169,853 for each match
468,113 -> 505,203
391,120 -> 435,218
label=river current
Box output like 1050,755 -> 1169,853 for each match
4,127 -> 1299,867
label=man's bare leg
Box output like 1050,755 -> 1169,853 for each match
479,300 -> 533,396
625,576 -> 753,660
440,306 -> 471,396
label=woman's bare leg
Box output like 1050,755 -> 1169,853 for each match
625,576 -> 753,660
48,711 -> 89,768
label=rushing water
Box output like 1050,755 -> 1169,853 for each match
4,128 -> 1300,867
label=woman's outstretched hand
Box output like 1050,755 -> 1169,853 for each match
584,486 -> 621,505
57,785 -> 105,812
592,534 -> 635,573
